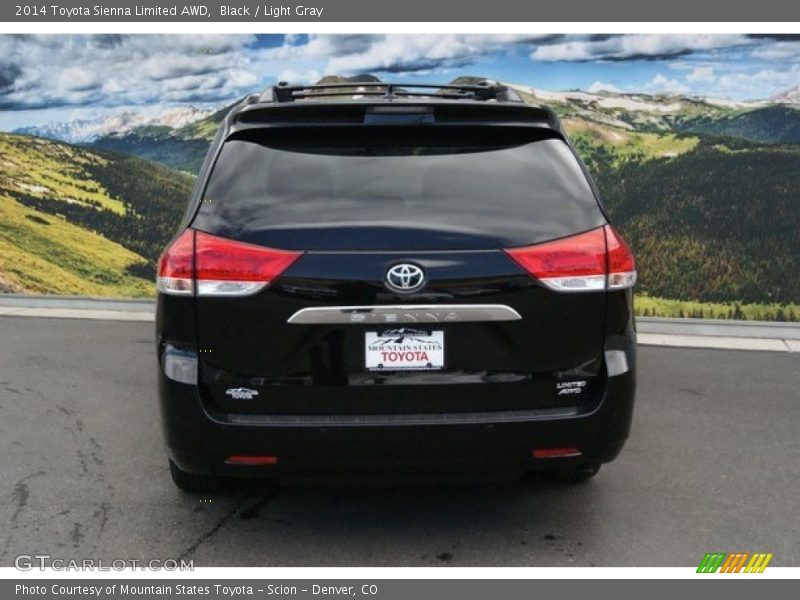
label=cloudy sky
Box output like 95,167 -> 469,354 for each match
2,33 -> 800,129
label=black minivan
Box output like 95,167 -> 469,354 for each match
156,81 -> 637,492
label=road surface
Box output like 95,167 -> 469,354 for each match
0,316 -> 798,567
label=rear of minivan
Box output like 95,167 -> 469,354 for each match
156,99 -> 636,491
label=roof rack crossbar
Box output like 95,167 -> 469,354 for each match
290,90 -> 487,101
263,81 -> 522,103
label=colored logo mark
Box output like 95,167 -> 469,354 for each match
697,552 -> 773,573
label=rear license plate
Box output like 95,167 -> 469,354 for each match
365,329 -> 444,371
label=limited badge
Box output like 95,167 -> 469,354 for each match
556,381 -> 587,396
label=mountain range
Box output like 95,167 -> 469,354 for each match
14,79 -> 800,167
503,81 -> 800,143
82,80 -> 800,173
15,106 -> 215,145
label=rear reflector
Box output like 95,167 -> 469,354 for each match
504,225 -> 636,292
156,229 -> 194,295
605,225 -> 637,290
532,448 -> 582,459
161,344 -> 198,385
225,455 -> 279,466
157,230 -> 302,297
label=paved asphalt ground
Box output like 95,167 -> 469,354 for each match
0,316 -> 798,567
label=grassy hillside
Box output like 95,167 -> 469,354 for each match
636,295 -> 800,321
0,133 -> 191,296
563,118 -> 699,168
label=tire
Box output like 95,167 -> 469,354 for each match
169,460 -> 224,493
551,462 -> 601,483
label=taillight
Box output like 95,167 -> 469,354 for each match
194,230 -> 302,296
156,230 -> 302,297
504,225 -> 636,292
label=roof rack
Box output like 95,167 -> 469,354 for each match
258,81 -> 523,104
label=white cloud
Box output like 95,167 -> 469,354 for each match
283,33 -> 303,46
588,81 -> 621,93
55,67 -> 101,92
646,74 -> 690,95
257,34 -> 555,79
276,69 -> 322,84
686,66 -> 716,82
751,42 -> 800,61
2,33 -> 799,119
0,34 -> 260,110
531,34 -> 750,62
714,65 -> 800,96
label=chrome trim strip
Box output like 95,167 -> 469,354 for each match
225,406 -> 579,427
287,304 -> 522,325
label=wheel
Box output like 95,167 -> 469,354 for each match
169,460 -> 224,493
551,462 -> 601,483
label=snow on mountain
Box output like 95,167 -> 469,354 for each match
772,86 -> 800,105
508,83 -> 686,115
506,81 -> 768,113
702,97 -> 767,109
148,106 -> 216,130
14,106 -> 215,144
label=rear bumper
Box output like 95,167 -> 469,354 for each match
158,365 -> 635,479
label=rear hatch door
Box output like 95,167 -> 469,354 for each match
191,125 -> 608,415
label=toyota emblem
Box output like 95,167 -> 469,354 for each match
385,263 -> 426,293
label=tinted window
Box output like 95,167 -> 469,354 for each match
192,127 -> 604,250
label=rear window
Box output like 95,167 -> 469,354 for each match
192,126 -> 605,251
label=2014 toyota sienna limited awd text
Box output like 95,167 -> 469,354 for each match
155,81 -> 637,492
